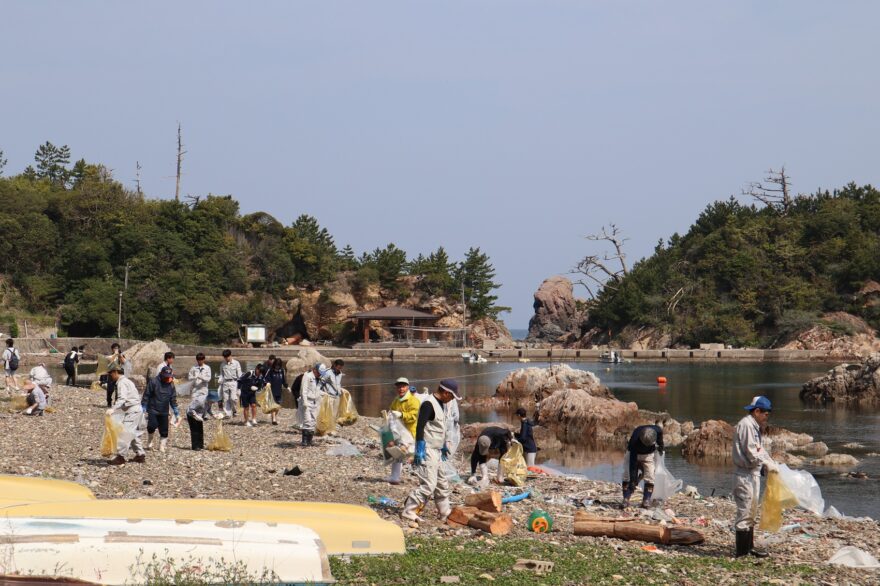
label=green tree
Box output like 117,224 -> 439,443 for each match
456,247 -> 509,320
285,215 -> 338,286
0,149 -> 7,176
410,246 -> 456,296
34,141 -> 71,185
362,244 -> 407,291
339,244 -> 359,271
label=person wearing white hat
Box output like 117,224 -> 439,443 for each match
733,395 -> 778,558
299,363 -> 327,446
386,377 -> 420,484
402,378 -> 461,522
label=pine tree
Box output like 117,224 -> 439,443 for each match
456,247 -> 509,320
34,141 -> 71,185
339,244 -> 359,271
285,214 -> 339,287
0,149 -> 7,176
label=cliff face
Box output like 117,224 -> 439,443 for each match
272,272 -> 513,347
526,276 -> 586,345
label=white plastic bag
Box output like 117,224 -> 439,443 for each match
777,464 -> 825,515
652,453 -> 683,502
326,440 -> 361,457
827,546 -> 880,568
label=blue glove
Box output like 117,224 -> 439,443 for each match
414,440 -> 426,466
441,444 -> 450,461
172,406 -> 180,418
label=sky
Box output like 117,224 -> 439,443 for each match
2,2 -> 879,328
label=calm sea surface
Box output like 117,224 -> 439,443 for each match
45,358 -> 878,517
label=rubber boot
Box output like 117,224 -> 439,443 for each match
146,433 -> 155,451
436,497 -> 452,522
401,497 -> 423,522
640,483 -> 655,509
621,482 -> 635,509
159,438 -> 167,453
479,463 -> 490,487
734,530 -> 750,558
748,529 -> 769,558
387,461 -> 402,485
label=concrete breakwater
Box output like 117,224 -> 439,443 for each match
13,336 -> 857,362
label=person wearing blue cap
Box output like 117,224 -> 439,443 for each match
402,378 -> 461,523
733,395 -> 778,558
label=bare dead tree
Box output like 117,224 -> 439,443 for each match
572,224 -> 630,299
743,166 -> 793,215
174,123 -> 186,201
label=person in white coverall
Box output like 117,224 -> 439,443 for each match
186,352 -> 213,421
299,363 -> 325,447
401,379 -> 461,523
105,364 -> 146,466
733,395 -> 777,558
217,349 -> 242,419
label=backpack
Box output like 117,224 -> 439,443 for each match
7,348 -> 19,371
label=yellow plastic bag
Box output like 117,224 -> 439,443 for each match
257,385 -> 281,415
336,389 -> 358,426
500,440 -> 529,487
315,395 -> 339,436
758,471 -> 799,532
90,380 -> 105,392
207,422 -> 233,452
100,414 -> 124,457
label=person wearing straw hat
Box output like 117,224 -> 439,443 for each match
733,395 -> 778,558
401,379 -> 461,522
105,364 -> 146,465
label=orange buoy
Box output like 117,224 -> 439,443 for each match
657,376 -> 667,384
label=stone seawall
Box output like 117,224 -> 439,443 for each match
12,337 -> 857,362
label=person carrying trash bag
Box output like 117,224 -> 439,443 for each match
387,377 -> 420,484
142,366 -> 180,453
401,379 -> 461,523
621,424 -> 664,509
185,353 -> 213,450
299,363 -> 326,447
733,395 -> 779,558
468,426 -> 513,487
265,358 -> 287,425
105,364 -> 146,465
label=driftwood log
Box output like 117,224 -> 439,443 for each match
447,506 -> 513,535
463,491 -> 502,513
447,506 -> 480,526
573,511 -> 704,546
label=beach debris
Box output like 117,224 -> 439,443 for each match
284,465 -> 303,476
464,490 -> 503,513
325,439 -> 361,457
827,546 -> 880,568
512,559 -> 554,574
447,506 -> 512,535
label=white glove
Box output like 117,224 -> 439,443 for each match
467,475 -> 479,486
105,408 -> 114,417
250,386 -> 258,391
25,407 -> 34,414
765,460 -> 779,473
391,410 -> 402,418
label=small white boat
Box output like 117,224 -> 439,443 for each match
599,350 -> 623,364
0,517 -> 333,585
461,352 -> 487,364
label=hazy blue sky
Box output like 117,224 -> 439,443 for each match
3,2 -> 878,327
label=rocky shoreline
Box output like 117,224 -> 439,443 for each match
1,384 -> 878,583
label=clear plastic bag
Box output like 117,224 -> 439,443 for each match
376,411 -> 414,464
442,460 -> 463,484
500,440 -> 529,487
257,384 -> 281,415
315,395 -> 339,436
336,389 -> 358,426
207,421 -> 233,452
326,440 -> 361,457
758,471 -> 799,532
777,464 -> 824,515
100,414 -> 124,457
652,453 -> 683,502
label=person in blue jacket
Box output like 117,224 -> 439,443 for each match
142,366 -> 179,453
622,424 -> 664,509
514,407 -> 538,467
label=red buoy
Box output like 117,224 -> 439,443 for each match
657,376 -> 667,384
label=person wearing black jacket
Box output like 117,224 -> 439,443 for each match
622,424 -> 664,509
469,426 -> 512,487
142,367 -> 179,453
514,408 -> 538,467
266,358 -> 287,425
238,363 -> 266,427
63,347 -> 79,386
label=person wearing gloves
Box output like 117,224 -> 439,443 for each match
514,408 -> 538,467
142,366 -> 179,453
321,359 -> 345,398
387,377 -> 421,484
621,424 -> 664,509
185,353 -> 212,450
469,426 -> 513,487
22,384 -> 48,416
106,364 -> 146,465
401,379 -> 461,523
217,349 -> 242,419
266,358 -> 287,425
238,363 -> 266,427
299,363 -> 325,446
733,395 -> 777,558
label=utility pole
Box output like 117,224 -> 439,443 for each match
461,279 -> 467,347
117,263 -> 130,339
135,161 -> 142,196
175,123 -> 186,201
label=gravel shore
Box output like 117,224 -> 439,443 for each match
1,384 -> 878,584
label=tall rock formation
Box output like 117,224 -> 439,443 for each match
526,276 -> 583,345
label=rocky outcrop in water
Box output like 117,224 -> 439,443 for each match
800,353 -> 880,405
526,276 -> 584,345
494,364 -> 611,403
285,347 -> 330,375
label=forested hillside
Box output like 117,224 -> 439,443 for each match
585,183 -> 880,348
0,143 -> 507,343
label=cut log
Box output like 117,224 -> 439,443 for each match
447,506 -> 480,526
463,491 -> 502,513
669,527 -> 705,546
574,521 -> 670,544
574,511 -> 635,523
468,511 -> 513,536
